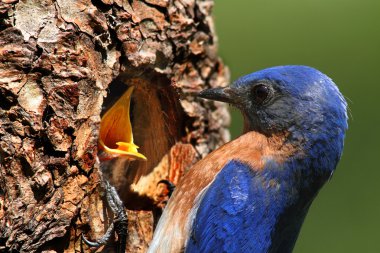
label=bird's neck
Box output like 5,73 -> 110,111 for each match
249,157 -> 319,253
240,129 -> 339,252
291,123 -> 344,177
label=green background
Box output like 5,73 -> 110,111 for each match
214,1 -> 379,252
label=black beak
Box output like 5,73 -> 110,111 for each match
198,87 -> 240,104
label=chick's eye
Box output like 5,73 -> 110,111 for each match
252,84 -> 270,104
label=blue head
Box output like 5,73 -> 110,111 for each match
199,65 -> 348,173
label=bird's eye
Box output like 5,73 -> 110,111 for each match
252,84 -> 271,104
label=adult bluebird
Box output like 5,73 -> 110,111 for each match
148,65 -> 348,253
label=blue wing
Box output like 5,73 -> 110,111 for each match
185,160 -> 278,253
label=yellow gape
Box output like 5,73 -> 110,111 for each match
98,86 -> 147,161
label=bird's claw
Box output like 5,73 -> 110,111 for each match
81,222 -> 115,248
82,181 -> 128,252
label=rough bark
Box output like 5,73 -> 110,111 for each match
0,0 -> 229,252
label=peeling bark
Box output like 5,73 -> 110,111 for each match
0,0 -> 229,252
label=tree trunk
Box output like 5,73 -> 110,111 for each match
0,0 -> 229,252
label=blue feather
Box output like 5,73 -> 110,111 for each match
186,160 -> 304,253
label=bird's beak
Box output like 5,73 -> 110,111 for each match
198,86 -> 241,105
98,86 -> 147,161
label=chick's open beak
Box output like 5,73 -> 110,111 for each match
98,86 -> 147,161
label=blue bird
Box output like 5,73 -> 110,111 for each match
148,65 -> 348,253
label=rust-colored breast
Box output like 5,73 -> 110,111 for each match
176,131 -> 297,215
149,131 -> 298,253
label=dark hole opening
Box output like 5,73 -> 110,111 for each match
98,74 -> 185,210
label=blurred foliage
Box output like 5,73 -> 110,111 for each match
214,0 -> 380,252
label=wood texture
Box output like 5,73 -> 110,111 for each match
0,0 -> 229,252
